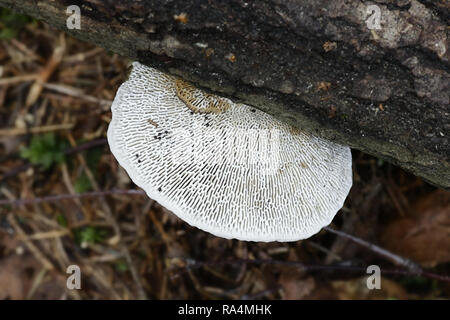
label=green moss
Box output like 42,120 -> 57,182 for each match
74,173 -> 92,193
0,8 -> 35,40
74,226 -> 109,246
20,133 -> 68,169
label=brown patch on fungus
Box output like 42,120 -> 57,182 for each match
289,126 -> 301,135
147,118 -> 159,127
174,79 -> 230,114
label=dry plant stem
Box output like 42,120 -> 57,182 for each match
19,229 -> 69,241
177,258 -> 450,283
26,268 -> 48,299
2,190 -> 449,283
43,83 -> 112,107
25,33 -> 65,108
66,133 -> 148,300
187,269 -> 213,299
325,182 -> 383,265
63,47 -> 104,64
148,207 -> 170,246
309,241 -> 342,262
0,123 -> 75,136
78,262 -> 122,299
6,214 -> 54,270
61,163 -> 90,220
10,38 -> 44,63
0,189 -> 145,206
240,287 -> 280,300
0,74 -> 39,86
324,227 -> 422,272
64,138 -> 107,154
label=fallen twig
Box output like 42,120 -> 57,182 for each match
324,227 -> 422,272
1,189 -> 448,285
0,123 -> 75,136
171,257 -> 450,283
6,214 -> 54,270
0,189 -> 146,206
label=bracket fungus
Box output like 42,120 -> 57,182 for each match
107,62 -> 352,242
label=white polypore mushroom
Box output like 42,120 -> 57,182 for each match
107,62 -> 352,242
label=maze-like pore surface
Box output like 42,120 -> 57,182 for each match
107,62 -> 352,241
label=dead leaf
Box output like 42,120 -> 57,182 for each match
381,190 -> 450,267
279,273 -> 315,300
0,255 -> 39,299
278,254 -> 316,300
332,277 -> 407,300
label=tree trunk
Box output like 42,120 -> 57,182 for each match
1,0 -> 449,188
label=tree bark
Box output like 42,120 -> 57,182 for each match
1,0 -> 449,188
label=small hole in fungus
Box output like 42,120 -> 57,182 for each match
157,187 -> 162,192
135,154 -> 139,158
251,109 -> 256,112
138,159 -> 142,163
154,136 -> 158,139
205,123 -> 210,127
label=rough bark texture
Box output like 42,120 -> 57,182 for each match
1,0 -> 449,188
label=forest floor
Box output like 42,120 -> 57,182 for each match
0,9 -> 449,299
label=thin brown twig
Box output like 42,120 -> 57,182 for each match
6,214 -> 54,271
0,123 -> 75,136
0,189 -> 146,206
171,258 -> 450,283
43,83 -> 112,107
61,163 -> 91,221
62,47 -> 104,64
240,286 -> 281,300
10,39 -> 45,63
66,133 -> 148,300
0,74 -> 39,86
25,33 -> 65,108
324,227 -> 422,272
2,189 -> 448,284
64,138 -> 107,154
